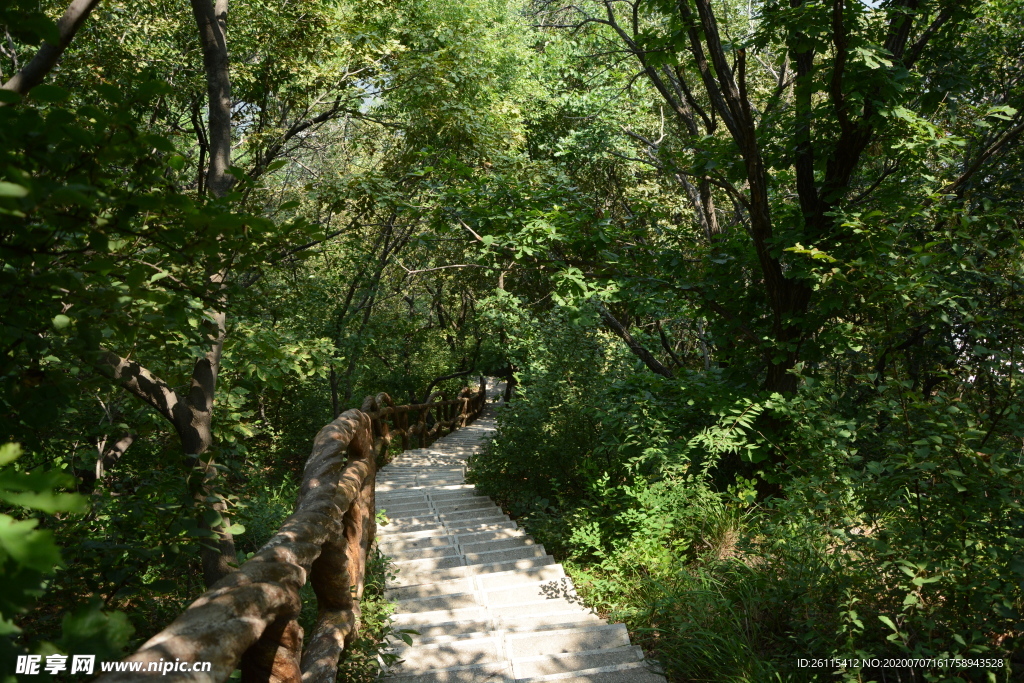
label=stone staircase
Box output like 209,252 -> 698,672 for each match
375,407 -> 666,683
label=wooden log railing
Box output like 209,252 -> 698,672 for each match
98,381 -> 488,683
363,382 -> 488,458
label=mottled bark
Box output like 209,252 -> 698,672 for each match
97,307 -> 237,588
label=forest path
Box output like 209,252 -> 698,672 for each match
375,398 -> 666,683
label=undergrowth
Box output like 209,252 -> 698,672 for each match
467,313 -> 1023,683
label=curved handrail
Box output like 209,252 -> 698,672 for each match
97,382 -> 488,683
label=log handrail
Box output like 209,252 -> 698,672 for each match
97,381 -> 488,683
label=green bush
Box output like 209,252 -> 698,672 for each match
468,310 -> 1022,682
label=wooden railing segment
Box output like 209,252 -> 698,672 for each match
361,381 -> 487,462
97,383 -> 487,683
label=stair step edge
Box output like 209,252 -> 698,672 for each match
385,563 -> 566,596
511,645 -> 643,665
513,661 -> 663,682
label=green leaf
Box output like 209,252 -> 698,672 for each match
58,598 -> 135,662
0,515 -> 62,573
878,615 -> 899,632
0,443 -> 21,467
29,84 -> 69,103
0,181 -> 29,198
52,314 -> 71,330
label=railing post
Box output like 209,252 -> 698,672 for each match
97,384 -> 489,683
240,618 -> 303,683
300,422 -> 376,683
418,404 -> 428,448
400,407 -> 409,451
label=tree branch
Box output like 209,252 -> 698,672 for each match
594,301 -> 674,379
0,0 -> 103,98
941,117 -> 1024,197
96,349 -> 182,424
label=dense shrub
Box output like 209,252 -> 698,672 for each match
469,307 -> 1022,682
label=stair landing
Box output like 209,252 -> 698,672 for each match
375,409 -> 666,683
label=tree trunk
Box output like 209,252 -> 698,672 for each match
97,304 -> 236,587
95,432 -> 135,482
185,0 -> 237,587
179,309 -> 237,587
189,0 -> 233,198
330,364 -> 340,418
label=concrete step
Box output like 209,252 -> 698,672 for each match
390,636 -> 503,672
378,481 -> 466,491
383,466 -> 465,473
377,483 -> 477,494
388,536 -> 537,563
429,490 -> 491,502
381,509 -> 508,532
396,591 -> 480,614
378,527 -> 527,554
381,515 -> 443,529
390,597 -> 592,632
489,598 -> 593,621
389,459 -> 469,466
463,544 -> 547,566
378,473 -> 466,482
378,489 -> 489,505
499,611 -> 604,632
376,493 -> 432,505
388,545 -> 462,562
514,661 -> 666,682
380,518 -> 516,538
379,520 -> 519,542
385,518 -> 507,540
380,507 -> 441,520
379,472 -> 467,481
377,403 -> 665,683
392,543 -> 546,571
392,607 -> 488,628
392,620 -> 492,641
438,507 -> 506,523
391,556 -> 557,587
402,616 -> 603,647
393,555 -> 467,572
389,633 -> 640,677
511,646 -> 644,679
379,492 -> 492,505
391,610 -> 602,645
485,576 -> 574,607
505,624 -> 630,658
456,528 -> 531,546
394,576 -> 582,618
387,662 -> 511,682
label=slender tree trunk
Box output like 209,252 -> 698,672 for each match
182,0 -> 237,586
95,432 -> 135,481
190,0 -> 233,198
75,432 -> 135,493
330,364 -> 340,418
179,308 -> 237,586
